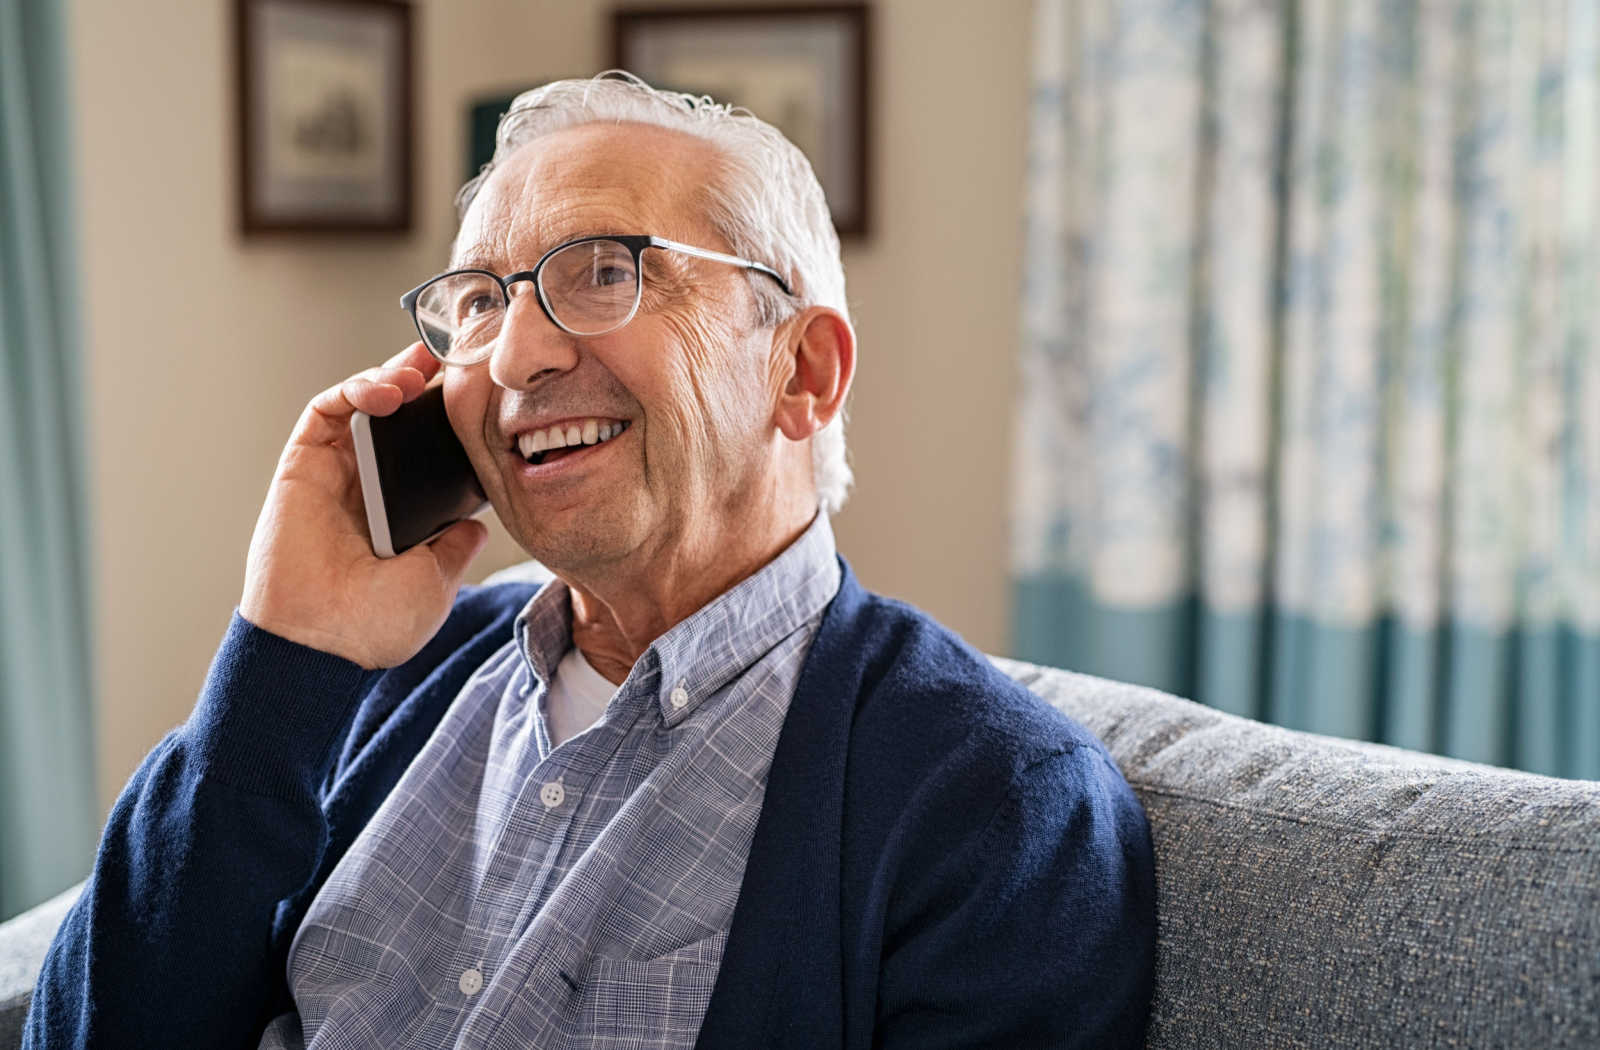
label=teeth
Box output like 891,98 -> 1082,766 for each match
516,419 -> 628,461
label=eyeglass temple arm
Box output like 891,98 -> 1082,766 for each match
649,237 -> 794,296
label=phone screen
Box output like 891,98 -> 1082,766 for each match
352,384 -> 489,557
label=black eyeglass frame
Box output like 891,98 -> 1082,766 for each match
399,234 -> 795,365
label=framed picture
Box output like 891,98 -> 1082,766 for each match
613,4 -> 872,237
235,0 -> 414,233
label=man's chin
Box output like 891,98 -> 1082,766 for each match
505,511 -> 639,576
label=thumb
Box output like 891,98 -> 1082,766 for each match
426,518 -> 491,584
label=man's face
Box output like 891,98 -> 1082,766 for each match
443,122 -> 784,576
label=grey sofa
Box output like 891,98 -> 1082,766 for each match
3,659 -> 1597,1048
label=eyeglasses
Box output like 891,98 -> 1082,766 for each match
400,234 -> 794,366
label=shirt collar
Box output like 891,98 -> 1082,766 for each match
513,512 -> 841,728
513,580 -> 574,689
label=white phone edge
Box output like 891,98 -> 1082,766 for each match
349,410 -> 398,559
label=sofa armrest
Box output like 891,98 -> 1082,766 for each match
0,884 -> 82,1049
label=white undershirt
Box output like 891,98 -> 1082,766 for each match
544,644 -> 620,748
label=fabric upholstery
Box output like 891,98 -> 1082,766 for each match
995,657 -> 1600,1049
0,888 -> 76,1048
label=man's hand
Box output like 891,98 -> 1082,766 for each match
240,343 -> 490,669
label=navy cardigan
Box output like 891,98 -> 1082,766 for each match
25,561 -> 1155,1048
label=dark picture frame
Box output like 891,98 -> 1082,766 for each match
236,0 -> 414,234
613,4 -> 872,237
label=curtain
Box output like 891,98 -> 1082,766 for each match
0,0 -> 97,919
1014,0 -> 1600,779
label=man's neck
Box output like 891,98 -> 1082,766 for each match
563,507 -> 818,685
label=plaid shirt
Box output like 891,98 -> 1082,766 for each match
259,515 -> 840,1050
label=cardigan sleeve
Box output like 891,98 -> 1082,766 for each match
23,613 -> 376,1050
873,744 -> 1157,1049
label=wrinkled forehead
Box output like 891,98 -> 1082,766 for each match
452,122 -> 723,268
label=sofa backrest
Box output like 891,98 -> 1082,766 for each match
994,657 -> 1600,1049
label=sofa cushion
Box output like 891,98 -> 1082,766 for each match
0,885 -> 80,1047
995,657 -> 1600,1050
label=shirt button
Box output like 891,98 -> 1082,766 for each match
459,967 -> 483,996
670,685 -> 689,709
540,781 -> 565,808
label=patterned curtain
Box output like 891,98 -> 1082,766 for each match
1013,0 -> 1600,779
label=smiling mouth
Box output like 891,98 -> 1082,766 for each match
515,418 -> 631,466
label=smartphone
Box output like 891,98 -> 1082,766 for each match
350,384 -> 490,558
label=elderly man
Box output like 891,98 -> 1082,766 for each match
26,74 -> 1154,1048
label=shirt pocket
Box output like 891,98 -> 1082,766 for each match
571,930 -> 730,1047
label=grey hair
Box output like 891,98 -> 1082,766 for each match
456,71 -> 853,515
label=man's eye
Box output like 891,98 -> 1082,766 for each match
457,293 -> 500,320
590,265 -> 634,288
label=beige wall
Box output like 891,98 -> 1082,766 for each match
68,0 -> 1032,814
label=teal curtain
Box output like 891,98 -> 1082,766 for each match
1014,0 -> 1600,779
0,0 -> 97,918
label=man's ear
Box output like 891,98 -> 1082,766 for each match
772,306 -> 855,441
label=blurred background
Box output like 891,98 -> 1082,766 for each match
2,0 -> 1596,921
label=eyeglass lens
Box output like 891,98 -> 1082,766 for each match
413,239 -> 642,360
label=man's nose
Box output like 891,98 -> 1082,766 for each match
488,286 -> 579,389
